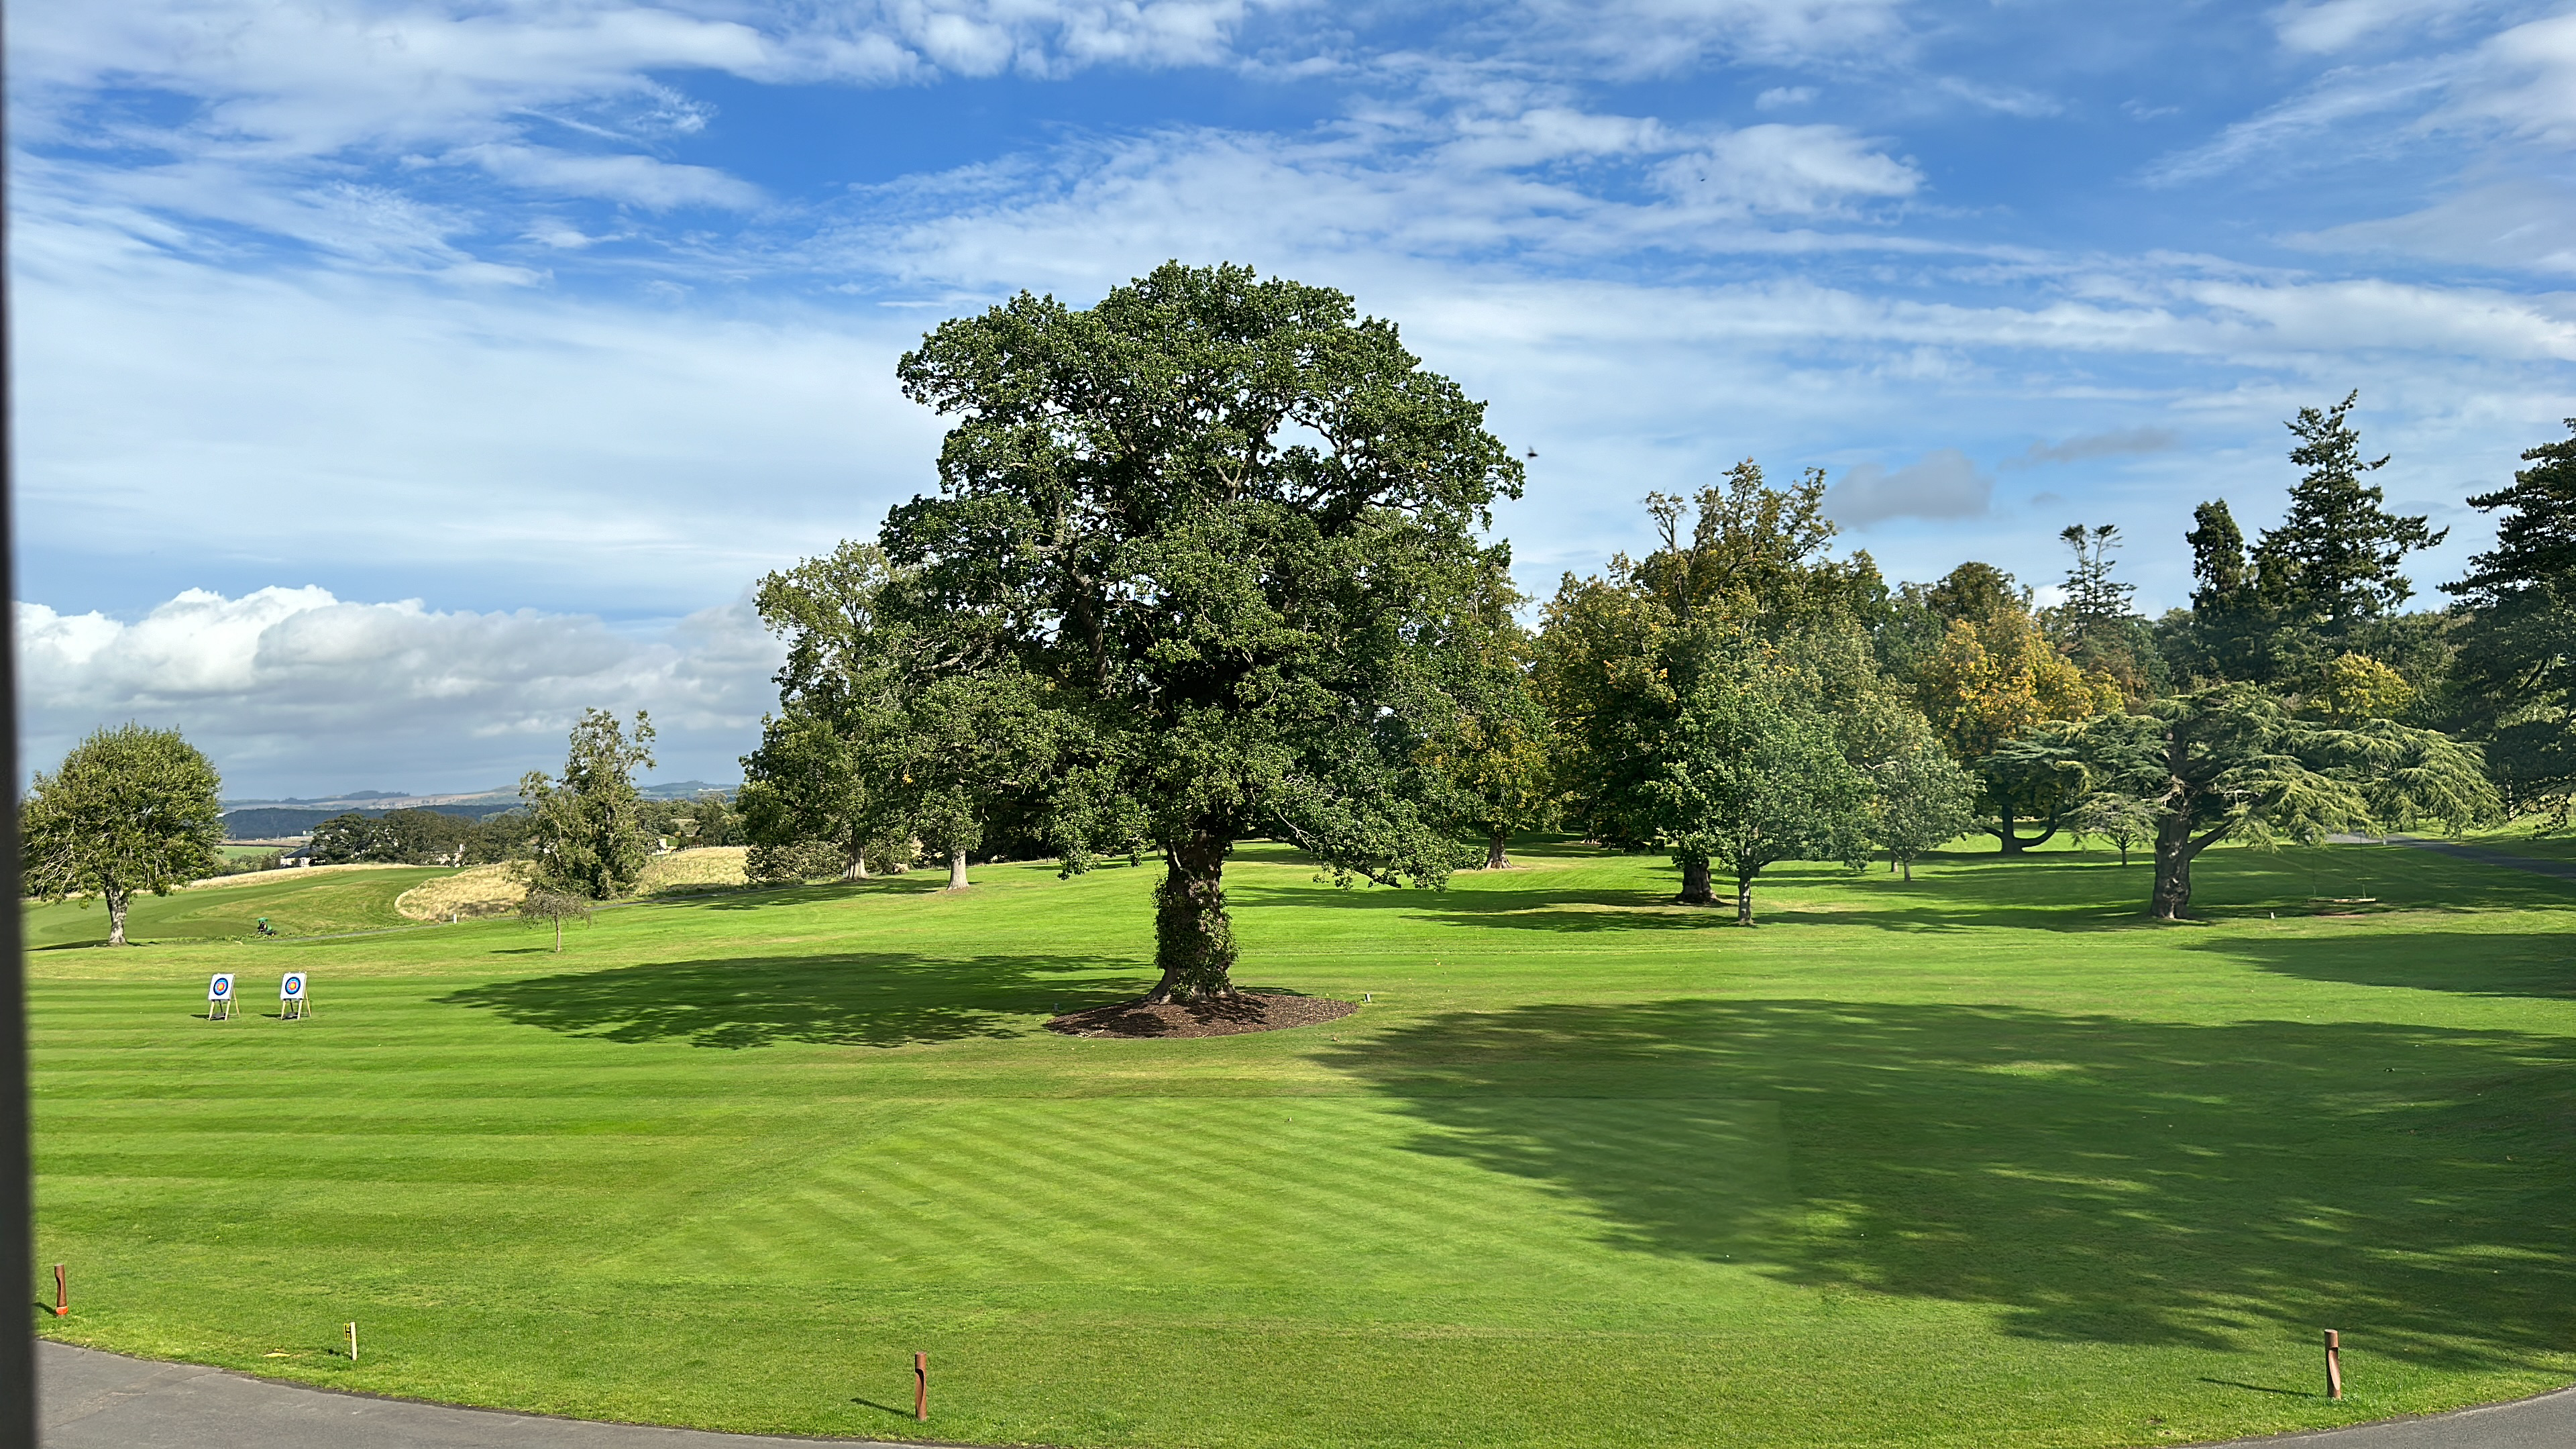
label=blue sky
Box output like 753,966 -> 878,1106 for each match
13,0 -> 2575,796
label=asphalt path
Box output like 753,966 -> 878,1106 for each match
36,1342 -> 914,1448
2382,835 -> 2576,881
36,1341 -> 2576,1448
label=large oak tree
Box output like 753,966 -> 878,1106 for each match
21,723 -> 224,947
879,262 -> 1522,1001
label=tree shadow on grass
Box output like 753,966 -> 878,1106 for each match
1232,860 -> 2091,936
1234,845 -> 2576,940
1322,999 -> 2576,1366
2207,932 -> 2576,1002
643,877 -> 955,912
441,952 -> 1144,1049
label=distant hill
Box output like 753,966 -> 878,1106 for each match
223,788 -> 515,813
222,781 -> 734,840
223,801 -> 521,841
639,780 -> 738,800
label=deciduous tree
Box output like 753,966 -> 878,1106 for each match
21,723 -> 225,947
520,709 -> 658,900
1910,567 -> 2116,852
1539,465 -> 1886,901
739,712 -> 881,882
879,262 -> 1522,1000
1868,733 -> 1978,880
1650,622 -> 1870,923
1420,580 -> 1559,869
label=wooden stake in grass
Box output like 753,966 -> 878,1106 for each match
914,1352 -> 928,1421
348,1322 -> 360,1362
53,1264 -> 67,1318
2324,1329 -> 2342,1400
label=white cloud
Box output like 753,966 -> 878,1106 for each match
2143,58 -> 2451,184
2445,10 -> 2576,142
7,0 -> 1275,252
2271,0 -> 2489,54
1654,123 -> 1921,215
824,115 -> 1930,297
1934,76 -> 2061,117
1513,0 -> 1911,75
1824,448 -> 1992,527
2153,8 -> 2576,184
11,197 -> 939,617
454,144 -> 767,210
1755,85 -> 1819,110
2292,179 -> 2576,274
19,587 -> 784,796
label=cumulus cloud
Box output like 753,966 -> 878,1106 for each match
19,588 -> 784,796
1824,448 -> 1992,527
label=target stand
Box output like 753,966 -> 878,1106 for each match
279,972 -> 311,1020
207,973 -> 237,1021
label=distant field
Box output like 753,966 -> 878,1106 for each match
26,865 -> 445,947
25,837 -> 2576,1449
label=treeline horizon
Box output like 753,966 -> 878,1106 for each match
699,266 -> 2570,998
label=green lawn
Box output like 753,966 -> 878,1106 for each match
27,840 -> 2576,1448
26,865 -> 449,947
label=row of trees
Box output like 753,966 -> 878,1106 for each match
306,767 -> 742,876
15,708 -> 747,944
1520,390 -> 2514,923
735,264 -> 2566,998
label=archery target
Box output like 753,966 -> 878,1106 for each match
209,973 -> 233,1001
280,973 -> 306,1000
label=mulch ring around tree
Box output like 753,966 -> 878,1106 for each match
1046,991 -> 1358,1039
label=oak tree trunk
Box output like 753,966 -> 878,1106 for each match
1148,832 -> 1237,1002
1678,855 -> 1714,905
1900,856 -> 1913,882
1485,830 -> 1509,870
106,884 -> 131,947
947,846 -> 969,890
